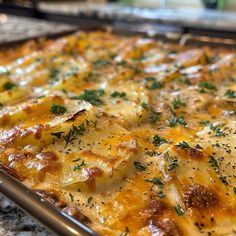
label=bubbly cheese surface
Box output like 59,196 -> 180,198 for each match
0,31 -> 236,236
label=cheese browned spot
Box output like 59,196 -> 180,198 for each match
173,146 -> 204,160
144,196 -> 170,219
183,184 -> 218,209
148,218 -> 181,236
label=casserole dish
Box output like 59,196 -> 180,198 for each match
0,27 -> 236,236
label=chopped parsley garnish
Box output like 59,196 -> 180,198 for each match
198,81 -> 216,90
3,82 -> 16,91
63,129 -> 77,148
111,91 -> 126,98
168,159 -> 179,171
199,120 -> 210,126
120,227 -> 129,236
72,123 -> 86,136
200,121 -> 225,137
168,116 -> 186,127
219,175 -> 228,186
93,59 -> 111,68
177,141 -> 190,149
145,177 -> 164,187
63,66 -> 79,78
141,102 -> 148,109
233,187 -> 236,195
165,152 -> 179,171
208,156 -> 219,168
157,191 -> 165,198
209,123 -> 225,136
224,89 -> 236,99
61,122 -> 88,148
69,193 -> 74,202
50,104 -> 67,115
117,60 -> 141,74
49,67 -> 60,80
152,134 -> 168,147
176,77 -> 191,85
50,131 -> 65,138
72,158 -> 82,162
73,160 -> 86,171
73,89 -> 105,106
87,196 -> 93,204
149,111 -> 161,124
133,161 -> 146,171
150,81 -> 163,89
174,205 -> 184,216
171,96 -> 185,109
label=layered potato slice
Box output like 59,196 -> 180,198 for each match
49,117 -> 139,191
0,93 -> 94,147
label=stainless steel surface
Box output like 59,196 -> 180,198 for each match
0,169 -> 98,236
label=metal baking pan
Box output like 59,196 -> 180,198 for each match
0,25 -> 236,236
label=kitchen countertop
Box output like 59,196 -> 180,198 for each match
0,193 -> 51,236
0,14 -> 76,44
38,2 -> 236,32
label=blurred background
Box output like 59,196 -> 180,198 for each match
0,0 -> 236,42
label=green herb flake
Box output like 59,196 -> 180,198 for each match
69,193 -> 74,202
73,160 -> 86,171
233,187 -> 236,195
153,134 -> 168,147
50,104 -> 67,115
49,67 -> 60,80
3,82 -> 16,91
50,131 -> 65,138
73,89 -> 105,106
208,156 -> 219,168
93,60 -> 111,68
72,123 -> 86,136
133,161 -> 146,171
224,89 -> 236,99
120,227 -> 129,236
157,191 -> 165,198
145,177 -> 164,187
198,81 -> 216,90
149,111 -> 161,124
219,175 -> 228,186
150,81 -> 163,89
62,122 -> 88,148
174,205 -> 184,216
168,116 -> 186,127
171,96 -> 185,109
111,91 -> 126,98
168,159 -> 179,171
87,196 -> 93,204
141,102 -> 148,109
176,77 -> 191,85
178,141 -> 190,149
203,122 -> 225,137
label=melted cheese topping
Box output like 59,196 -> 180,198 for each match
0,31 -> 236,236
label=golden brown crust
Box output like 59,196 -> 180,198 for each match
183,184 -> 218,209
0,31 -> 235,235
